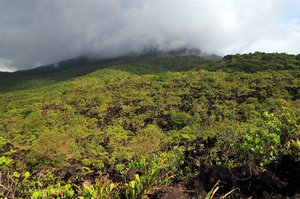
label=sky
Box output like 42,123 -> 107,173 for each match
0,0 -> 300,72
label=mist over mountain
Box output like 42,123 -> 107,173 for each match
0,0 -> 300,71
1,1 -> 300,198
0,47 -> 220,74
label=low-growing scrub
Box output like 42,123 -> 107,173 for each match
0,53 -> 300,198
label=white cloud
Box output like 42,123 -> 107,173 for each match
0,58 -> 15,72
0,0 -> 299,71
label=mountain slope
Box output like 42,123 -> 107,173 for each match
0,52 -> 299,198
0,53 -> 218,92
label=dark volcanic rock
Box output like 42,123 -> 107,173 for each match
158,187 -> 188,199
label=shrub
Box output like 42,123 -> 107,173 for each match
239,129 -> 281,165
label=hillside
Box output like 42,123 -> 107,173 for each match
0,52 -> 300,198
0,50 -> 220,92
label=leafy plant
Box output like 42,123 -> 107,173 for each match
31,183 -> 75,199
0,156 -> 13,166
125,152 -> 178,198
81,175 -> 119,199
239,129 -> 281,165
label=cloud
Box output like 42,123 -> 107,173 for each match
0,0 -> 299,71
0,58 -> 15,72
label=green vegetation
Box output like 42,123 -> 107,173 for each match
0,52 -> 299,198
205,52 -> 300,72
0,54 -> 209,92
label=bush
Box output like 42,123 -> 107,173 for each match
239,130 -> 281,165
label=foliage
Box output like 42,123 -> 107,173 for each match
0,156 -> 13,166
206,52 -> 300,73
125,152 -> 178,198
0,52 -> 299,197
240,129 -> 281,165
80,175 -> 119,199
31,183 -> 75,199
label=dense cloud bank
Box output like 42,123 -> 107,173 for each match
0,0 -> 299,71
